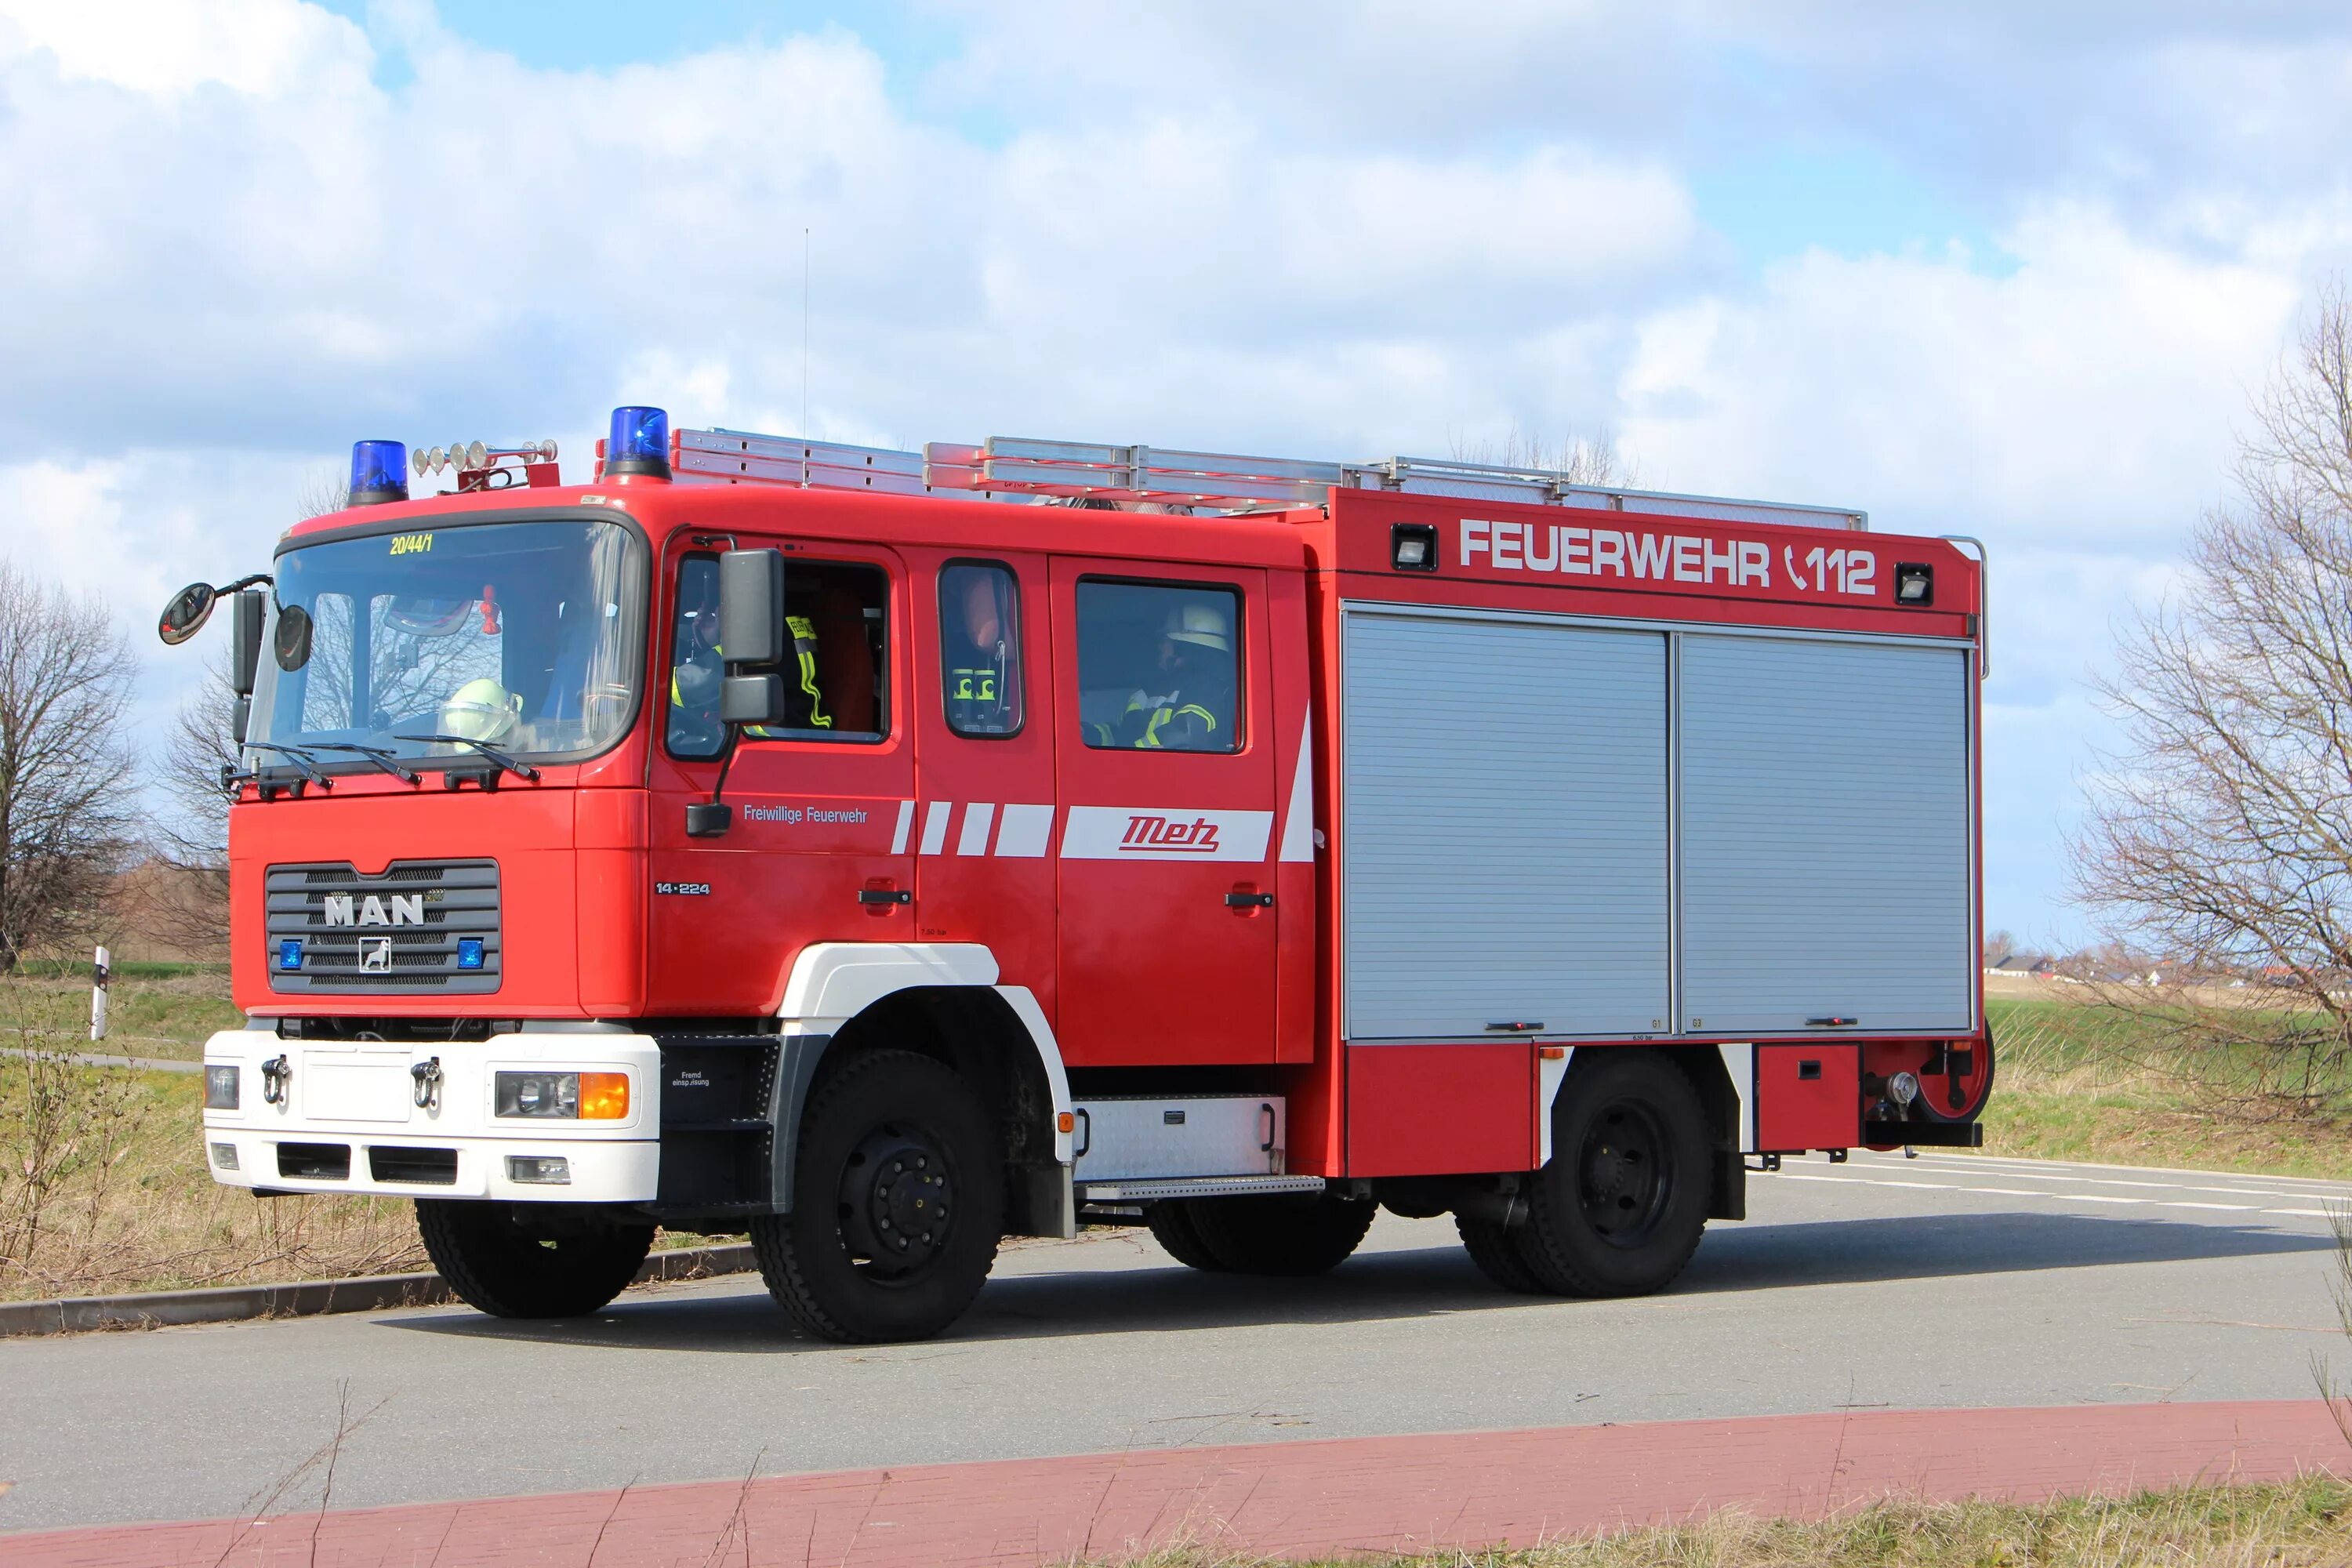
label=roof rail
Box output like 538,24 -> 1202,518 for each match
671,426 -> 1867,530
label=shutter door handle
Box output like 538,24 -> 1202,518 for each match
858,888 -> 912,906
1224,891 -> 1273,909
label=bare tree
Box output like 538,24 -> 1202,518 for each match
1981,929 -> 2017,968
0,562 -> 137,970
2071,280 -> 2352,1117
1450,425 -> 1638,488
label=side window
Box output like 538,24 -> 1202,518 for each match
938,561 -> 1024,737
666,554 -> 891,757
1074,580 -> 1241,753
666,555 -> 724,757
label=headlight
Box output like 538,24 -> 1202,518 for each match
205,1065 -> 240,1110
493,1071 -> 629,1120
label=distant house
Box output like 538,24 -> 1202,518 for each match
1986,953 -> 2058,978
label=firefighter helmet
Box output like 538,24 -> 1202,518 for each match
440,677 -> 523,743
1161,601 -> 1230,654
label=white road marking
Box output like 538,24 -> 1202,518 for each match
2159,1201 -> 2256,1211
2060,1194 -> 2143,1203
1887,1160 -> 2341,1203
1777,1163 -> 2338,1225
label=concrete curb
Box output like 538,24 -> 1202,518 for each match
0,1241 -> 756,1338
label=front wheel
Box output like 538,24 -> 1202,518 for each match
1512,1051 -> 1711,1298
751,1049 -> 1003,1343
415,1200 -> 653,1319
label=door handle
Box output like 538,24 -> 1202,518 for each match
858,888 -> 912,906
1223,891 -> 1273,909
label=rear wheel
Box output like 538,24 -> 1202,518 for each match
1145,1201 -> 1229,1272
750,1049 -> 1003,1343
1456,1213 -> 1544,1293
1514,1051 -> 1710,1298
1180,1190 -> 1377,1276
415,1200 -> 653,1319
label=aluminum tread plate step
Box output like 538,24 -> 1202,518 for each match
1076,1174 -> 1325,1203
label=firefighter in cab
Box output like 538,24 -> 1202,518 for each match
943,564 -> 1019,735
1113,601 -> 1232,750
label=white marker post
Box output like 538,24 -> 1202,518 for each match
90,945 -> 111,1043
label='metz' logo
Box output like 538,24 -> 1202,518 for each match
321,894 -> 425,927
1121,815 -> 1221,854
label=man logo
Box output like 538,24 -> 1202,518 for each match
359,938 -> 394,973
321,894 -> 425,927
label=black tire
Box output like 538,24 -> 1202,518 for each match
1146,1201 -> 1229,1272
1515,1051 -> 1710,1298
1456,1214 -> 1544,1294
414,1200 -> 653,1319
1182,1190 -> 1376,1276
750,1049 -> 1002,1343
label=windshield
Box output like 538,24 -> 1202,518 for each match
248,519 -> 646,768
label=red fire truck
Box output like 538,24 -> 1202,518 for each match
162,406 -> 1992,1343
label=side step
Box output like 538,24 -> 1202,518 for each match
1077,1174 -> 1325,1203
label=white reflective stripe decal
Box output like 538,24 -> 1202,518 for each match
919,801 -> 952,855
890,799 -> 916,855
1061,806 -> 1274,861
958,803 -> 996,856
995,804 -> 1054,858
1277,706 -> 1316,864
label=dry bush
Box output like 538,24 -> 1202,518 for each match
0,985 -> 425,1301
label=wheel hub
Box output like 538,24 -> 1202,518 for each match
838,1121 -> 956,1277
1577,1099 -> 1670,1247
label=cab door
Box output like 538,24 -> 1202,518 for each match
647,539 -> 915,1016
1050,558 -> 1277,1065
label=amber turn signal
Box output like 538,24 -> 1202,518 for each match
579,1072 -> 631,1120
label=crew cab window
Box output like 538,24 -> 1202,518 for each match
666,554 -> 890,757
1074,580 -> 1241,753
938,561 -> 1024,737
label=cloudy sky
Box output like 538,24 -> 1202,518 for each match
2,0 -> 2348,943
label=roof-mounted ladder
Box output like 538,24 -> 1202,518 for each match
671,426 -> 1868,531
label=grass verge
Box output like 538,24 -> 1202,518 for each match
1102,1479 -> 2352,1567
1976,996 -> 2352,1181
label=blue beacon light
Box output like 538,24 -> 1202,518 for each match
278,939 -> 303,971
347,441 -> 408,505
605,405 -> 670,478
456,938 -> 485,971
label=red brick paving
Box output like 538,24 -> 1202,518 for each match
8,1400 -> 2347,1566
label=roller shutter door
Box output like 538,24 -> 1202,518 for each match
1342,610 -> 1668,1040
1677,636 -> 1972,1033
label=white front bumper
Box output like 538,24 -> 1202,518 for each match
200,1029 -> 661,1203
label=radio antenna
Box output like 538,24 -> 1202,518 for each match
801,227 -> 811,438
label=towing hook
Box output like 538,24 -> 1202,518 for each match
260,1055 -> 291,1105
411,1056 -> 444,1111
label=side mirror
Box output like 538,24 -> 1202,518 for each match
717,549 -> 787,726
230,589 -> 265,697
158,583 -> 216,646
231,694 -> 252,746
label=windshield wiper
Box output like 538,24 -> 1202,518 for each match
243,742 -> 332,788
393,734 -> 541,782
301,742 -> 421,784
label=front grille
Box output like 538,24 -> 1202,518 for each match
277,1142 -> 351,1181
368,1145 -> 459,1185
267,860 -> 502,995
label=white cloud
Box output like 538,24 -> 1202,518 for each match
1,1 -> 2348,935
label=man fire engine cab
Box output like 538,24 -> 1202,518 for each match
165,407 -> 1994,1345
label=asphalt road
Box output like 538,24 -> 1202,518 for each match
4,1149 -> 2347,1533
